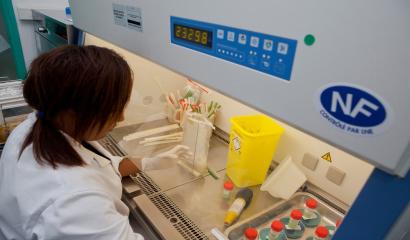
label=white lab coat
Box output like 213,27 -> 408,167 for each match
0,113 -> 144,240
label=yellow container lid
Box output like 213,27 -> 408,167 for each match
230,115 -> 284,138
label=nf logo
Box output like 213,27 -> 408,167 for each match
318,84 -> 390,136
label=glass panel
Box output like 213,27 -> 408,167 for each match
0,9 -> 17,81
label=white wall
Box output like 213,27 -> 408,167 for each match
85,34 -> 373,206
11,0 -> 69,70
85,34 -> 187,126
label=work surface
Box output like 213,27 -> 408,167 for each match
109,119 -> 282,239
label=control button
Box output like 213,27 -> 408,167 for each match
263,39 -> 273,51
217,29 -> 224,39
277,42 -> 288,55
248,57 -> 257,65
248,52 -> 258,66
260,57 -> 272,69
250,36 -> 259,48
227,31 -> 235,42
217,49 -> 221,53
274,62 -> 286,74
262,60 -> 271,68
238,33 -> 247,44
262,54 -> 266,58
222,50 -> 225,54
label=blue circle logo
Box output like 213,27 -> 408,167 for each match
320,85 -> 386,127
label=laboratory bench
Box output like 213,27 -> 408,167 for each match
100,119 -> 284,240
101,120 -> 346,240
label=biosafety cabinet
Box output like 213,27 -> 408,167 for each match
69,1 -> 410,239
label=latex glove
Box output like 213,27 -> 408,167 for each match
131,145 -> 192,171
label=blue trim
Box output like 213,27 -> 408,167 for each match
333,169 -> 410,240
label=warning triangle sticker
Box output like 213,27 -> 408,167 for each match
321,152 -> 332,162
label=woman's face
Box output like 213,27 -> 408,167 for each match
85,111 -> 125,141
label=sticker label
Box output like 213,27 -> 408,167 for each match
228,198 -> 246,213
321,152 -> 332,162
231,132 -> 241,152
317,83 -> 392,136
112,4 -> 142,32
233,137 -> 241,151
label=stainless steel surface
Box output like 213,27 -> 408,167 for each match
98,134 -> 126,156
108,122 -> 282,239
106,124 -> 346,240
122,177 -> 142,196
147,136 -> 228,192
129,172 -> 209,240
148,193 -> 208,240
107,125 -> 345,240
164,169 -> 283,238
109,119 -> 172,143
102,130 -> 210,239
122,194 -> 162,240
110,121 -> 229,192
302,183 -> 348,214
133,194 -> 187,240
225,192 -> 345,239
130,171 -> 162,196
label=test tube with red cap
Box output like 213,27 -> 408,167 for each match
223,181 -> 234,199
284,209 -> 304,239
302,198 -> 321,227
287,209 -> 302,229
314,226 -> 329,240
326,219 -> 342,238
243,227 -> 258,240
304,198 -> 317,218
270,220 -> 285,239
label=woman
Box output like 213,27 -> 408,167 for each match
0,45 -> 189,239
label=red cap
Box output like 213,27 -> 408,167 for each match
244,227 -> 258,239
306,198 -> 318,209
224,181 -> 234,190
315,226 -> 329,238
271,220 -> 284,232
290,209 -> 303,220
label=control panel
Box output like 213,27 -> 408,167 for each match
170,16 -> 297,81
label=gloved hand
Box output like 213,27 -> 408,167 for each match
130,145 -> 192,171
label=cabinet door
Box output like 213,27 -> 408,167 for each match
0,0 -> 26,80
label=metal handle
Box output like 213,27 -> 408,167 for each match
37,26 -> 48,33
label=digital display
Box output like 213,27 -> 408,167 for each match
173,24 -> 212,48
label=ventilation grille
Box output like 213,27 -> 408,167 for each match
130,172 -> 161,196
98,134 -> 126,157
150,193 -> 208,240
100,134 -> 208,240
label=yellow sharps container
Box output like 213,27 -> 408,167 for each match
226,115 -> 284,187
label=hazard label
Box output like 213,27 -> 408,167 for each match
321,152 -> 332,162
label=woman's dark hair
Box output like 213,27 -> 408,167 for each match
20,45 -> 133,168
